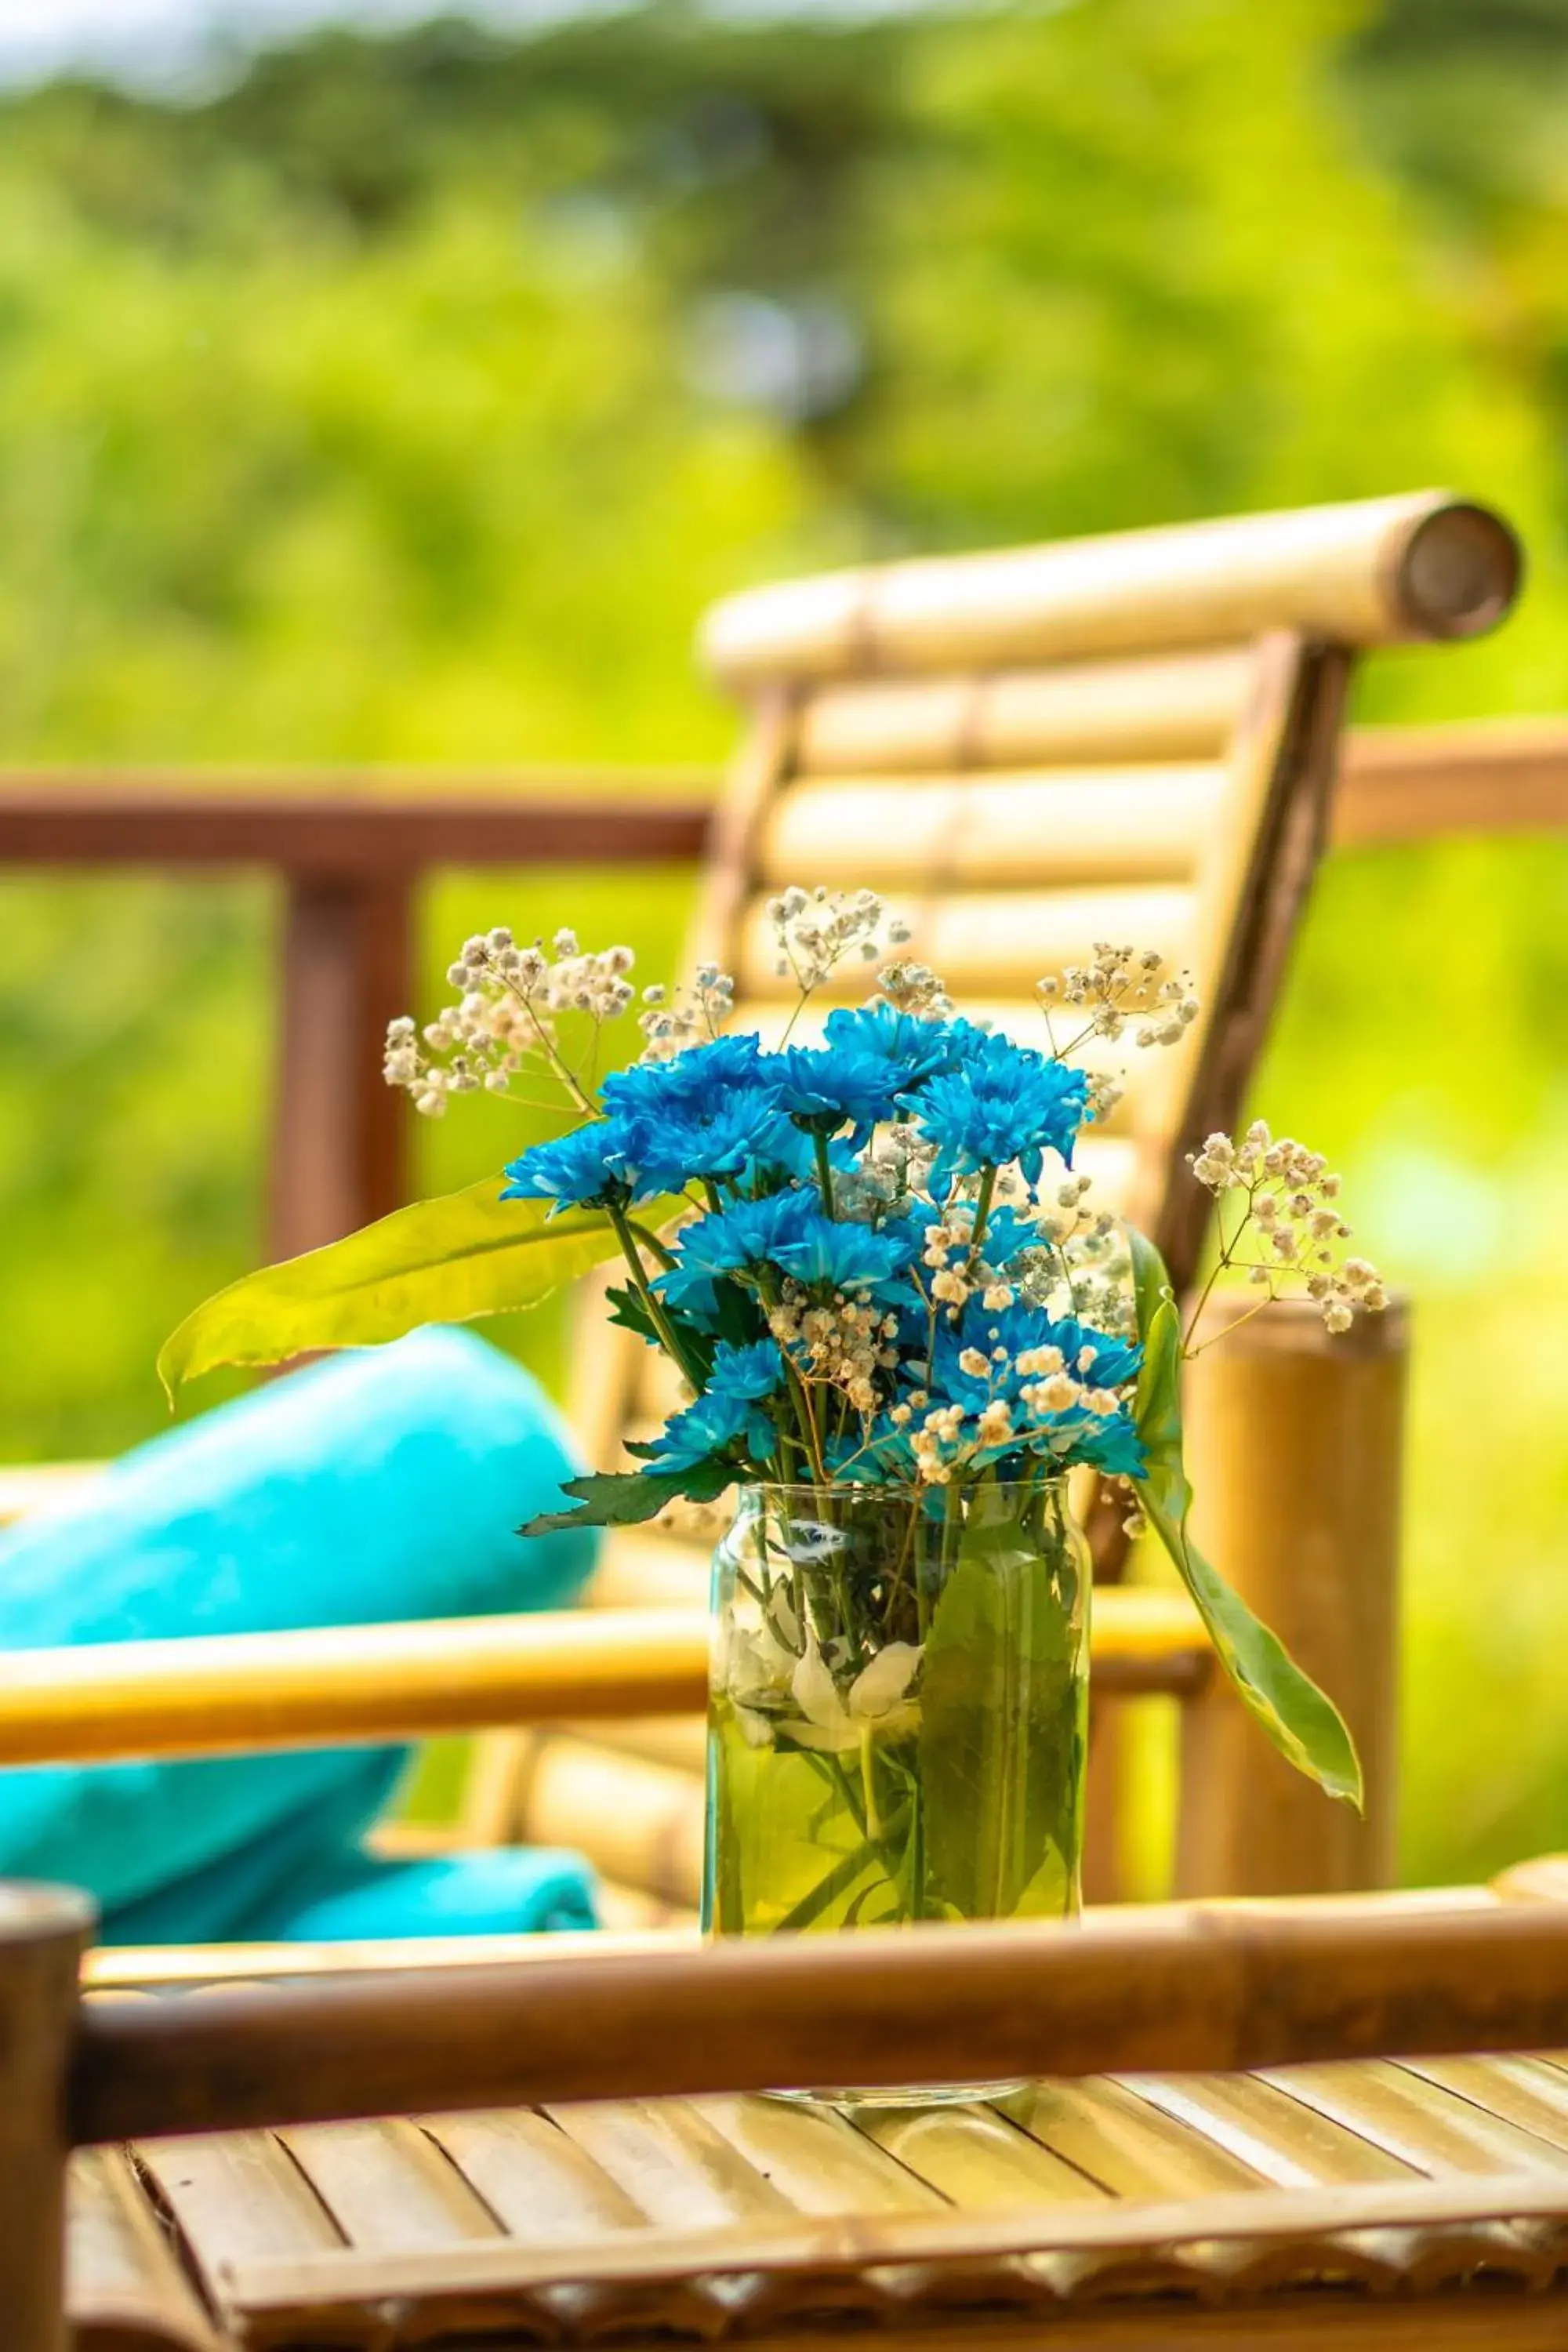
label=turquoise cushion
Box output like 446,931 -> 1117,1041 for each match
96,1753 -> 405,1944
0,1328 -> 597,1933
234,1846 -> 598,1942
100,1774 -> 598,1943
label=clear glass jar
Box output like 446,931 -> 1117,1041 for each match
704,1479 -> 1090,1947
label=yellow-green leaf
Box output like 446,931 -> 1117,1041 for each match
158,1180 -> 660,1399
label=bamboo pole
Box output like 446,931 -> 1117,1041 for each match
0,1609 -> 710,1765
0,1884 -> 93,2352
0,1591 -> 1210,1768
66,1893 -> 1568,2146
1174,1296 -> 1407,1897
702,494 -> 1520,687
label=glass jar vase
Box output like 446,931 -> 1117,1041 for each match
703,1479 -> 1090,1947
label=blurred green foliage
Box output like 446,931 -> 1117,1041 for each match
2,0 -> 1568,1884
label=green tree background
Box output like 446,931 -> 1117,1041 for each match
2,0 -> 1566,1883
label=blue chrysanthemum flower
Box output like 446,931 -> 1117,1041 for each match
1042,1314 -> 1142,1392
634,1091 -> 797,1192
643,1338 -> 786,1472
774,1043 -> 906,1142
501,1118 -> 649,1214
914,1300 -> 1142,1472
655,1189 -> 822,1308
973,1204 -> 1053,1267
916,1032 -> 1090,1193
822,1001 -> 977,1090
1062,1414 -> 1145,1479
924,1300 -> 1142,1413
601,1034 -> 776,1122
598,1036 -> 797,1189
773,1209 -> 920,1301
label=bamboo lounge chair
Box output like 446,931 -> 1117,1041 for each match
0,492 -> 1521,1927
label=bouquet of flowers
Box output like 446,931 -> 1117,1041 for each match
164,882 -> 1381,1923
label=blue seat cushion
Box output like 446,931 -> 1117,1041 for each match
101,1788 -> 599,1944
0,1327 -> 597,1934
236,1846 -> 598,1943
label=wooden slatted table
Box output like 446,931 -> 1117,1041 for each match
67,2054 -> 1568,2348
63,1871 -> 1568,2351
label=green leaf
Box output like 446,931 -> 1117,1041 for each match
604,1283 -> 662,1345
521,1461 -> 733,1537
607,1283 -> 719,1386
158,1182 -> 677,1399
918,1503 -> 1083,1919
1127,1230 -> 1364,1810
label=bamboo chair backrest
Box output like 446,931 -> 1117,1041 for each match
572,491 -> 1517,1490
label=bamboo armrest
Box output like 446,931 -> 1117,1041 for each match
79,1882 -> 1502,1994
0,1589 -> 1209,1769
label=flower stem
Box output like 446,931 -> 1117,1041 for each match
606,1200 -> 701,1383
626,1219 -> 677,1271
813,1130 -> 837,1218
968,1163 -> 998,1259
1181,1184 -> 1254,1354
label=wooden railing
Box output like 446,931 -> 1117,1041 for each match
0,720 -> 1563,1259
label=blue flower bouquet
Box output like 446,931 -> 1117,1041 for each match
165,885 -> 1383,1942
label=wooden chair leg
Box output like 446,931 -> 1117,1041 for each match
0,1884 -> 93,2352
1173,1295 -> 1407,1898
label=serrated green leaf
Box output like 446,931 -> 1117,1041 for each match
521,1461 -> 733,1537
1127,1229 -> 1364,1810
158,1181 -> 677,1399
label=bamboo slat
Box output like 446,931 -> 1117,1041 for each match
1402,2055 -> 1568,2151
132,2132 -> 347,2287
423,2103 -> 729,2339
757,766 -> 1221,887
510,1735 -> 707,1909
67,2148 -> 223,2352
864,2101 -> 1109,2206
795,648 -> 1258,774
277,2117 -> 503,2255
1255,2061 -> 1568,2184
544,2098 -> 942,2328
561,1713 -> 709,1774
736,884 -> 1196,1000
702,495 -> 1519,687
